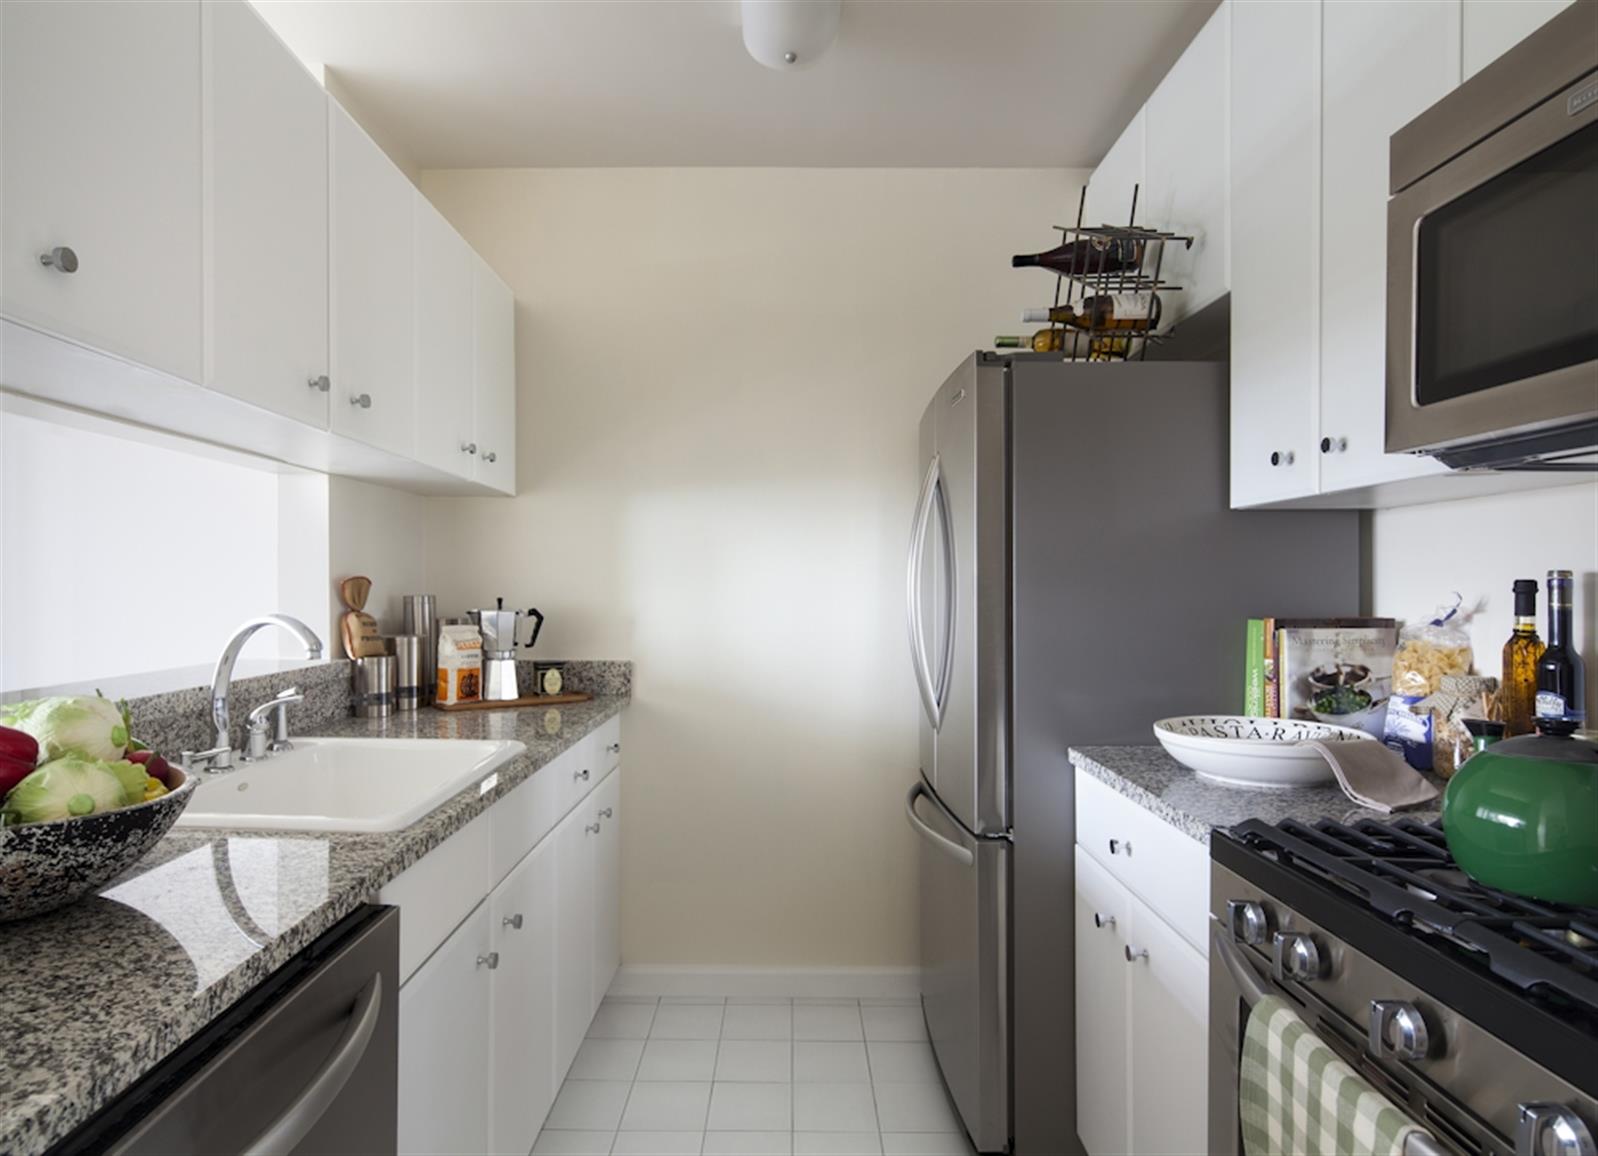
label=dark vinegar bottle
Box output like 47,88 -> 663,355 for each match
1535,569 -> 1586,736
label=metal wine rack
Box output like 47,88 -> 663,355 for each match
1041,183 -> 1193,362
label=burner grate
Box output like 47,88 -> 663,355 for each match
1232,816 -> 1598,1021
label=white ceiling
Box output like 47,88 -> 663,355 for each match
251,0 -> 1219,170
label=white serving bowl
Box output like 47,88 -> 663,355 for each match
1152,715 -> 1375,789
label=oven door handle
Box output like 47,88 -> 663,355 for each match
1211,917 -> 1272,1008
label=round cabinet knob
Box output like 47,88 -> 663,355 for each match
1319,436 -> 1348,454
586,822 -> 601,835
1273,931 -> 1327,983
461,442 -> 477,455
307,374 -> 331,393
599,807 -> 614,819
476,951 -> 500,970
1517,1104 -> 1597,1156
1227,900 -> 1270,946
575,767 -> 590,782
39,246 -> 79,273
1093,912 -> 1116,930
1124,945 -> 1148,963
608,742 -> 622,755
483,451 -> 497,463
349,392 -> 372,409
502,913 -> 524,930
1269,450 -> 1296,467
1368,1000 -> 1433,1061
1107,838 -> 1131,856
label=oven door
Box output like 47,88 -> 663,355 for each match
1386,70 -> 1598,465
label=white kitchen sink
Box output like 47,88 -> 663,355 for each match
175,737 -> 525,833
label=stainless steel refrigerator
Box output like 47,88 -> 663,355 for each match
904,353 -> 1361,1155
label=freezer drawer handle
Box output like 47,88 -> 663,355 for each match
905,782 -> 974,868
242,972 -> 384,1156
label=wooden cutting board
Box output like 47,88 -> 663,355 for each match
434,692 -> 593,712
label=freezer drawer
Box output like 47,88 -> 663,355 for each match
907,778 -> 1009,1153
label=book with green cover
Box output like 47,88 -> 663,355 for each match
1244,619 -> 1265,716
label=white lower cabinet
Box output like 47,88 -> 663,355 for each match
1074,848 -> 1131,1156
489,836 -> 557,1156
590,771 -> 622,1011
397,903 -> 493,1156
553,792 -> 598,1078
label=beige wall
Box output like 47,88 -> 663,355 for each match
327,475 -> 434,639
1371,481 -> 1598,725
417,167 -> 1081,966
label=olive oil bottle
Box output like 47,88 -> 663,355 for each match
1500,579 -> 1544,736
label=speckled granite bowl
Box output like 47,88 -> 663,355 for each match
0,768 -> 196,923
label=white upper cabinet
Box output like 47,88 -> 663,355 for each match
1462,0 -> 1576,78
2,0 -> 203,383
1319,0 -> 1457,492
330,102 -> 416,457
203,0 -> 329,428
1143,2 -> 1228,323
472,256 -> 517,495
1084,110 -> 1144,231
414,193 -> 477,477
1229,0 -> 1321,507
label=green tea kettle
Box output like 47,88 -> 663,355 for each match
1442,730 -> 1598,907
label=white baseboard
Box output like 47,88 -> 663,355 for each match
608,965 -> 921,1000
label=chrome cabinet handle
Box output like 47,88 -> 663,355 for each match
241,974 -> 382,1156
599,807 -> 613,819
307,375 -> 331,393
1319,436 -> 1347,454
461,441 -> 477,455
1517,1104 -> 1596,1156
1227,900 -> 1270,946
349,392 -> 372,409
1273,932 -> 1326,982
1108,838 -> 1131,856
39,246 -> 78,273
575,767 -> 590,781
585,822 -> 601,835
1093,913 -> 1116,929
483,451 -> 497,463
1369,1000 -> 1433,1061
502,913 -> 524,930
608,742 -> 622,754
1124,945 -> 1148,963
477,952 -> 500,970
1269,450 -> 1296,467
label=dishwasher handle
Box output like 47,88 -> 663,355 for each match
243,973 -> 384,1156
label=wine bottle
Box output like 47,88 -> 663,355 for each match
1500,579 -> 1544,736
1051,292 -> 1162,332
1011,238 -> 1141,277
1535,569 -> 1586,736
994,332 -> 1068,352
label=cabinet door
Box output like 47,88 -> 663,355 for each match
471,255 -> 516,494
489,837 -> 557,1156
1073,847 -> 1131,1156
552,800 -> 597,1080
1462,0 -> 1576,78
1229,0 -> 1322,507
414,193 -> 476,476
2,0 -> 202,382
1143,2 -> 1228,323
1319,0 -> 1456,493
1084,110 -> 1145,230
1126,892 -> 1209,1156
590,769 -> 622,1012
398,903 -> 492,1156
203,0 -> 329,428
329,101 -> 415,455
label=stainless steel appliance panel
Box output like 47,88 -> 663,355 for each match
908,778 -> 1008,1155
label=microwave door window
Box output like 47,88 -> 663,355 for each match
1414,118 -> 1598,405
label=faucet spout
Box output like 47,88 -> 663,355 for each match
207,614 -> 324,769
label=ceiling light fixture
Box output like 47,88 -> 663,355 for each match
740,0 -> 841,70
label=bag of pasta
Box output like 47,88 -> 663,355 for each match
1382,596 -> 1474,770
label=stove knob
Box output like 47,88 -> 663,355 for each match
1227,900 -> 1270,946
1368,1000 -> 1434,1061
1517,1104 -> 1596,1156
1272,931 -> 1326,982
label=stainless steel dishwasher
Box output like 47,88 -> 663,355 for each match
57,905 -> 399,1156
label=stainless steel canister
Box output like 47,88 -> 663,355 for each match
401,594 -> 437,703
352,654 -> 396,718
393,634 -> 421,712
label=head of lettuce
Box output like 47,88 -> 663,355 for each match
0,756 -> 147,824
0,696 -> 129,764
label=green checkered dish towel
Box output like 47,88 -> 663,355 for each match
1241,994 -> 1431,1156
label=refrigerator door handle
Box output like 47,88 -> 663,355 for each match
907,457 -> 939,729
905,781 -> 975,868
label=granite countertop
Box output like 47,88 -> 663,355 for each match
0,694 -> 628,1156
1068,744 -> 1442,845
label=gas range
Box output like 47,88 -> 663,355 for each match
1208,816 -> 1598,1156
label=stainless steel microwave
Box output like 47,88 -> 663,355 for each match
1386,0 -> 1598,470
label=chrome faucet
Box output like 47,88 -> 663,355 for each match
187,615 -> 323,773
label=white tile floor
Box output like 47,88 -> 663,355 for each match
533,995 -> 977,1156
